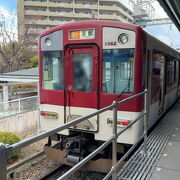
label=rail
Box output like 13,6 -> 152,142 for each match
0,95 -> 39,118
0,89 -> 148,180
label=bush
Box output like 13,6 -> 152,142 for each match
30,55 -> 39,68
0,131 -> 21,159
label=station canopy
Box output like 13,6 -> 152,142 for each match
158,0 -> 180,31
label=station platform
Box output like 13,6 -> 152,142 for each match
117,99 -> 180,180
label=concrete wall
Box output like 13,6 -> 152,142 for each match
0,110 -> 39,135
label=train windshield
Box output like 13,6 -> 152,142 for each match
42,51 -> 63,90
103,48 -> 134,94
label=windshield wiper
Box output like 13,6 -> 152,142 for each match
115,76 -> 131,101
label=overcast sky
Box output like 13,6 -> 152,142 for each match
0,0 -> 179,49
120,0 -> 180,49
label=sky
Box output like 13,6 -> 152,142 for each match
0,0 -> 179,49
0,0 -> 17,11
0,0 -> 17,40
120,0 -> 180,49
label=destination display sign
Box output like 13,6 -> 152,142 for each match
69,29 -> 95,40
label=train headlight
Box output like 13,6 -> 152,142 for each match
45,38 -> 52,46
118,33 -> 128,44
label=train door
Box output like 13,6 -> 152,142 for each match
159,57 -> 166,114
64,45 -> 99,130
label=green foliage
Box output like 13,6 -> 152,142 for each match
4,41 -> 18,55
0,131 -> 21,159
29,55 -> 39,68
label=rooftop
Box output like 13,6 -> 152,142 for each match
0,68 -> 39,83
2,67 -> 38,77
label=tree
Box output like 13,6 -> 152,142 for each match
0,9 -> 37,73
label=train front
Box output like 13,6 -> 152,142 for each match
39,21 -> 144,172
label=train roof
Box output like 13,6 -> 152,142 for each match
143,29 -> 180,58
39,20 -> 179,59
40,20 -> 141,37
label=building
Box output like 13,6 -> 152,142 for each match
17,0 -> 133,48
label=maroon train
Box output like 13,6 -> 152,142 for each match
39,20 -> 180,172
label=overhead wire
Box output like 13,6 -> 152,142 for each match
129,0 -> 180,47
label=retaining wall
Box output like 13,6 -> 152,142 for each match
0,110 -> 39,135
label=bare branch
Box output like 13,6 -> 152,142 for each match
0,10 -> 37,73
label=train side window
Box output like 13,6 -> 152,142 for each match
42,51 -> 63,90
103,49 -> 134,94
151,55 -> 161,104
73,53 -> 92,92
166,60 -> 176,86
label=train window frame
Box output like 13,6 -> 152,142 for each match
151,49 -> 177,104
102,48 -> 135,94
166,60 -> 176,86
42,50 -> 64,90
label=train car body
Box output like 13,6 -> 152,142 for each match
39,20 -> 180,172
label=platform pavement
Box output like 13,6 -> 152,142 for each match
150,100 -> 180,180
117,99 -> 180,180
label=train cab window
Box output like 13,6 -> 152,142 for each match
103,49 -> 134,94
42,51 -> 63,90
73,53 -> 92,92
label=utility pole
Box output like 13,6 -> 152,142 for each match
97,0 -> 100,20
130,0 -> 172,27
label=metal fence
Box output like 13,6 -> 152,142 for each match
0,89 -> 148,180
0,96 -> 39,118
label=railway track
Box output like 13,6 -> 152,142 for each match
7,150 -> 45,178
7,143 -> 60,179
7,149 -> 105,180
40,165 -> 69,180
39,164 -> 106,180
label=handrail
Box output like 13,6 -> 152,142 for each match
0,89 -> 148,180
0,95 -> 38,104
0,96 -> 39,118
103,134 -> 144,180
57,90 -> 148,180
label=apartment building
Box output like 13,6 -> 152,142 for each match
17,0 -> 133,48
